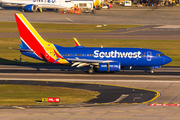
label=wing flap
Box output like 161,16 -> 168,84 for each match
67,58 -> 104,63
77,63 -> 89,67
67,58 -> 115,67
71,62 -> 81,67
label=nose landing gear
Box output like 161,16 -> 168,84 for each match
150,70 -> 154,74
150,69 -> 154,74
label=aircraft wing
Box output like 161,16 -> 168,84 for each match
66,58 -> 114,67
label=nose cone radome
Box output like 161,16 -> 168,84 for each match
163,56 -> 172,64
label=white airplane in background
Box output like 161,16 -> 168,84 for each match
0,0 -> 74,12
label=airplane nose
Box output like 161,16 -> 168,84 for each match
164,56 -> 172,64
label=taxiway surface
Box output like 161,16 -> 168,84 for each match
0,65 -> 180,119
1,25 -> 180,40
0,25 -> 180,40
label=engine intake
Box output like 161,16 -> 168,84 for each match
24,4 -> 38,12
99,62 -> 121,72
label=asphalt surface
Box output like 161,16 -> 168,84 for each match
1,25 -> 180,40
0,66 -> 179,118
1,6 -> 180,25
0,65 -> 180,76
1,26 -> 180,40
1,68 -> 180,120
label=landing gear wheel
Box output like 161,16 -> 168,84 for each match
91,9 -> 96,14
88,69 -> 94,74
150,69 -> 154,74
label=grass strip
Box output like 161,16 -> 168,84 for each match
0,22 -> 141,33
0,84 -> 99,105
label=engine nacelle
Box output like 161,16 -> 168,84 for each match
99,62 -> 121,72
24,4 -> 38,12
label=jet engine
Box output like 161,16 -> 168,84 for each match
99,62 -> 121,72
24,4 -> 38,12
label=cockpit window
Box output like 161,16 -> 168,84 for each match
156,53 -> 164,56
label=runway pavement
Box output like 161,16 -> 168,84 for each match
0,65 -> 180,119
1,25 -> 180,40
0,65 -> 180,77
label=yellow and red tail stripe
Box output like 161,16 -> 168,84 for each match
73,37 -> 81,46
15,13 -> 69,65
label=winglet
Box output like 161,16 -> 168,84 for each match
73,37 -> 81,46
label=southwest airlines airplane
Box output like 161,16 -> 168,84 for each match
0,0 -> 74,12
14,13 -> 172,73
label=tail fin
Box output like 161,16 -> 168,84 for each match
14,13 -> 68,64
15,13 -> 50,50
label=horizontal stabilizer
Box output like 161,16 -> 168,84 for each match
54,58 -> 61,63
9,47 -> 34,52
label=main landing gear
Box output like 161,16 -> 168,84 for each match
88,68 -> 94,74
87,66 -> 98,74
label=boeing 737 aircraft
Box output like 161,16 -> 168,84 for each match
13,13 -> 172,73
0,0 -> 74,12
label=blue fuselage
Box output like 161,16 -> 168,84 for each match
53,45 -> 172,67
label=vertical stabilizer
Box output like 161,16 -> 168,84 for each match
14,13 -> 69,64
